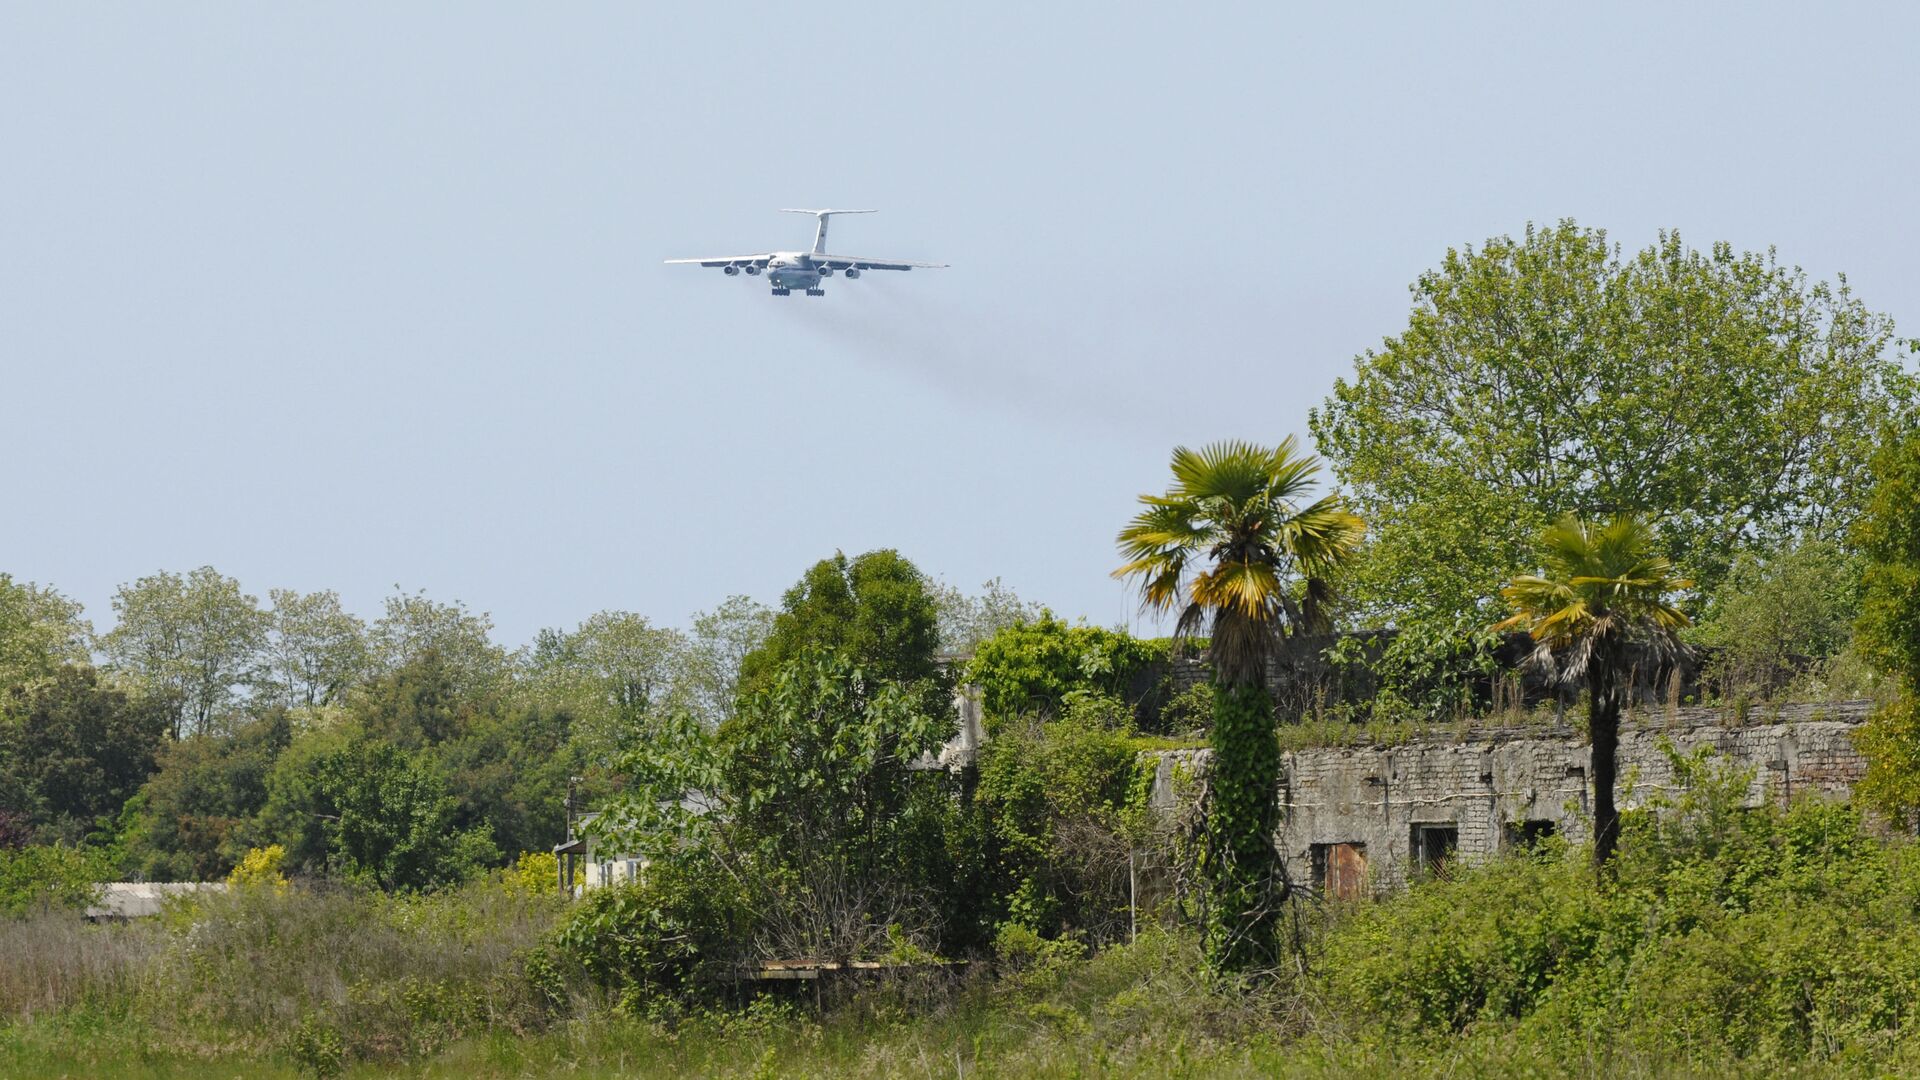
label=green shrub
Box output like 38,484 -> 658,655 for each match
1321,746 -> 1920,1066
974,692 -> 1145,942
0,843 -> 109,918
554,849 -> 750,1012
965,616 -> 1161,724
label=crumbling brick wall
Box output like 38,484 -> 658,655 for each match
1147,700 -> 1874,894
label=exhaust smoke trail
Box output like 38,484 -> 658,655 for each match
770,277 -> 1184,439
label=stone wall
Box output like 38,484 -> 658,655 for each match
1147,700 -> 1875,894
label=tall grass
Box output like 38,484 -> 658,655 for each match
0,878 -> 570,1073
0,914 -> 161,1019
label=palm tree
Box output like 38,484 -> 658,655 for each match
1115,437 -> 1363,971
1496,515 -> 1691,870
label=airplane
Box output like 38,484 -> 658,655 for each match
666,209 -> 947,296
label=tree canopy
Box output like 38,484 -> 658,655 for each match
0,575 -> 90,689
1310,222 -> 1917,629
99,567 -> 267,738
738,550 -> 944,699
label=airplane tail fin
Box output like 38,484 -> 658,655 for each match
780,208 -> 876,253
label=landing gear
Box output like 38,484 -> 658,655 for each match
805,288 -> 826,297
771,287 -> 790,296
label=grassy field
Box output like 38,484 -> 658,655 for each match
3,927 -> 1895,1080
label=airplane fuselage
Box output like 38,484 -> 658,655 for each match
765,252 -> 824,291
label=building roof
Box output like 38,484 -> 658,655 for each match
85,881 -> 227,920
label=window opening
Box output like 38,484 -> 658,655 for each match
1410,823 -> 1458,878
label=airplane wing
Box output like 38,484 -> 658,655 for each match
664,255 -> 773,267
811,255 -> 948,271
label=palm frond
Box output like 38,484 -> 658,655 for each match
1495,513 -> 1692,677
1115,438 -> 1362,674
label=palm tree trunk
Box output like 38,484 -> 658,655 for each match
1205,673 -> 1282,972
1589,655 -> 1621,872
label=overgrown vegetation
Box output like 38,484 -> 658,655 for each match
9,752 -> 1920,1077
1851,426 -> 1920,826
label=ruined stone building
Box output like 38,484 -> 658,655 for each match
1148,700 -> 1874,898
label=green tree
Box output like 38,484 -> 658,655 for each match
260,588 -> 368,709
99,567 -> 268,739
0,575 -> 91,690
263,733 -> 495,890
595,650 -> 953,965
0,665 -> 170,845
1496,515 -> 1692,869
353,648 -> 471,749
525,610 -> 690,756
434,702 -> 580,860
124,710 -> 292,880
0,843 -> 110,917
1115,438 -> 1363,972
1851,428 -> 1920,822
368,589 -> 508,700
685,595 -> 774,727
737,550 -> 945,705
932,577 -> 1046,656
347,647 -> 580,862
1310,222 -> 1916,630
1689,539 -> 1866,698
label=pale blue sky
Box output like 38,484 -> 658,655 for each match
4,3 -> 1917,646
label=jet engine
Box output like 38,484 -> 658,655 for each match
744,265 -> 761,276
844,267 -> 862,279
818,267 -> 833,278
723,265 -> 740,276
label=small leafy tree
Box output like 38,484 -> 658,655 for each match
0,843 -> 109,917
1496,515 -> 1691,869
225,843 -> 289,892
1115,437 -> 1362,973
591,649 -> 952,971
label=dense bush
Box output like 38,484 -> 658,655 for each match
0,664 -> 169,846
0,843 -> 109,917
554,849 -> 751,1012
974,692 -> 1148,941
1322,747 -> 1920,1063
1691,538 -> 1870,700
964,616 -> 1161,724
